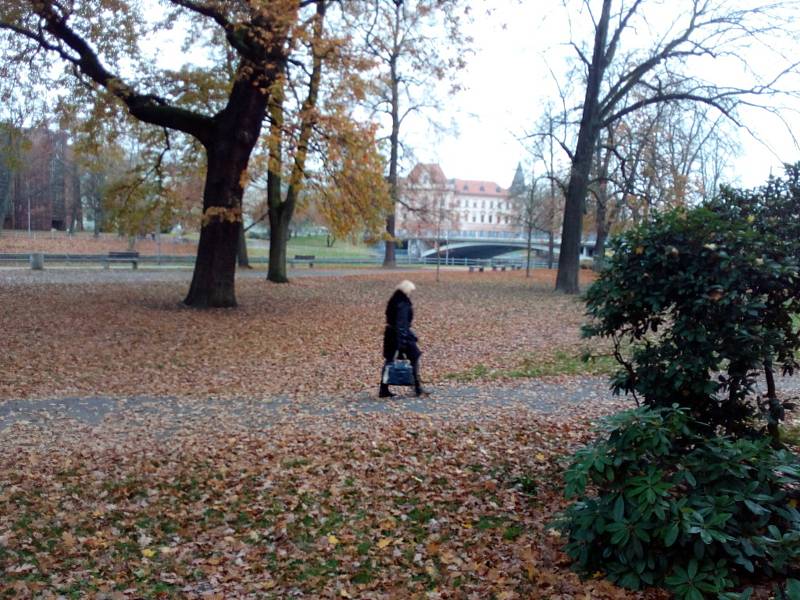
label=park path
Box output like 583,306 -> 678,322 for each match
2,374 -> 799,438
0,265 -> 423,286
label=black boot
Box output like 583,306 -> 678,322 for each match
379,383 -> 395,398
412,360 -> 429,396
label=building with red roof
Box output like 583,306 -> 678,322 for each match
396,163 -> 518,238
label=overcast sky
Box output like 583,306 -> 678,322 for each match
409,1 -> 800,189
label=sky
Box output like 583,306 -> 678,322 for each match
409,1 -> 800,190
132,0 -> 800,192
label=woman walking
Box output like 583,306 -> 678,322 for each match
380,280 -> 427,397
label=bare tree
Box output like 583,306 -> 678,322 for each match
550,0 -> 799,293
508,167 -> 563,277
348,0 -> 470,268
524,105 -> 569,270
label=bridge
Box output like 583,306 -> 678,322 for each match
398,230 -> 597,261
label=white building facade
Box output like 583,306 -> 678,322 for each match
396,163 -> 522,240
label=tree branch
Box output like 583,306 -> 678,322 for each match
165,0 -> 255,59
11,4 -> 215,145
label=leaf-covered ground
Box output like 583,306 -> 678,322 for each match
0,268 -> 701,597
0,233 -> 197,255
0,269 -> 604,400
3,401 -> 672,599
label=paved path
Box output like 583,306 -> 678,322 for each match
0,265 -> 424,286
3,375 -> 799,437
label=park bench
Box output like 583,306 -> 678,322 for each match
468,265 -> 485,273
103,251 -> 140,270
290,254 -> 315,268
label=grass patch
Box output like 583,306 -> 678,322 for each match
444,350 -> 617,382
246,234 -> 376,259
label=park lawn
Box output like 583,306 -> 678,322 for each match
0,269 -> 605,400
247,233 -> 378,259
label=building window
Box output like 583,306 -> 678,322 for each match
480,214 -> 485,223
488,215 -> 493,223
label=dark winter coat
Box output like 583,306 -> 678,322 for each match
382,290 -> 421,362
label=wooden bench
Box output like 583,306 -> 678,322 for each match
290,254 -> 315,268
103,251 -> 139,269
468,265 -> 484,273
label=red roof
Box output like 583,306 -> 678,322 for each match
453,179 -> 507,197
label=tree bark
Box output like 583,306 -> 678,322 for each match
237,221 -> 250,268
555,0 -> 611,294
526,225 -> 532,278
0,164 -> 10,231
266,0 -> 325,283
383,214 -> 396,267
185,74 -> 268,307
593,188 -> 608,272
594,219 -> 608,272
268,198 -> 293,283
383,3 -> 402,269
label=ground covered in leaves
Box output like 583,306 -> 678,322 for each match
0,267 -> 733,598
0,269 -> 603,400
0,233 -> 198,256
2,402 -> 671,599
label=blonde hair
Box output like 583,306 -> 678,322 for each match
396,280 -> 416,295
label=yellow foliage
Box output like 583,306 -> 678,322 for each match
201,206 -> 243,227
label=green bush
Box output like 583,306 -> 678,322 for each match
583,164 -> 800,437
559,406 -> 800,599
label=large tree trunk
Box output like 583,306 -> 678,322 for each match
557,146 -> 595,293
184,76 -> 267,308
555,0 -> 611,294
186,218 -> 240,307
